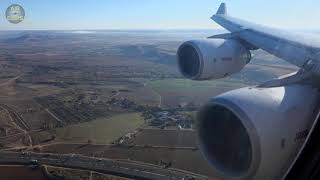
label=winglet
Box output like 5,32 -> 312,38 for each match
216,3 -> 227,15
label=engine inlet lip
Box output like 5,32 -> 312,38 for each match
197,97 -> 261,180
177,41 -> 204,80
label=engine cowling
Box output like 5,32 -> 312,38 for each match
197,84 -> 320,180
177,39 -> 251,80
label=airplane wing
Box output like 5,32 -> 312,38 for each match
176,4 -> 320,179
211,3 -> 320,71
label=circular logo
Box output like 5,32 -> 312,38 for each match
6,4 -> 25,24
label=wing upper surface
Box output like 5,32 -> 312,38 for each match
211,4 -> 320,68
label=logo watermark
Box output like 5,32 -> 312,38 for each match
6,4 -> 25,24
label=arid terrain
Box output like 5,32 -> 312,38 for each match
0,30 -> 297,179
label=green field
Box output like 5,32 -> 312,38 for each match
147,78 -> 246,93
147,79 -> 245,91
144,78 -> 247,107
53,113 -> 144,144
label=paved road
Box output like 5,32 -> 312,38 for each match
2,142 -> 199,152
0,151 -> 209,180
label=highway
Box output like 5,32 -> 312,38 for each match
0,151 -> 209,180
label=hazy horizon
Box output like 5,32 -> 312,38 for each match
1,0 -> 320,30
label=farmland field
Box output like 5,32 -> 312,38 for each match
0,165 -> 46,180
146,78 -> 247,106
37,129 -> 215,177
51,113 -> 144,144
0,30 -> 297,179
147,78 -> 246,91
99,145 -> 215,177
123,128 -> 197,147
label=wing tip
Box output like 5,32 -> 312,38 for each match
216,3 -> 227,15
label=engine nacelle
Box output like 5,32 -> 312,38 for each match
197,85 -> 319,180
177,39 -> 251,80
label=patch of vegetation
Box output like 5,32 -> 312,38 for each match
147,78 -> 246,93
52,113 -> 144,144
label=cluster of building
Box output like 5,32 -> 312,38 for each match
146,110 -> 194,129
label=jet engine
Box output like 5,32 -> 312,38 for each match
197,84 -> 320,180
177,39 -> 251,80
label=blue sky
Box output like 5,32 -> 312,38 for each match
0,0 -> 319,30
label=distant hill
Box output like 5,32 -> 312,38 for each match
0,30 -> 299,69
3,32 -> 60,44
118,44 -> 176,65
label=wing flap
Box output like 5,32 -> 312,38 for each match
258,71 -> 313,88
